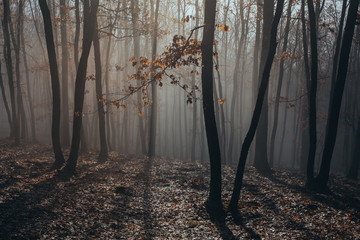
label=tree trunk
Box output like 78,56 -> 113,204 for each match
20,2 -> 36,142
305,0 -> 319,185
148,0 -> 160,157
315,0 -> 360,189
191,0 -> 199,162
61,0 -> 99,177
60,0 -> 70,146
229,0 -> 284,218
269,0 -> 292,166
347,120 -> 360,179
253,0 -> 274,176
201,0 -> 224,221
93,19 -> 108,162
0,62 -> 13,136
39,0 -> 65,168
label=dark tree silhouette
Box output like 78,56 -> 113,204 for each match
201,0 -> 225,221
253,0 -> 274,176
60,0 -> 70,147
315,0 -> 360,189
305,0 -> 318,185
229,0 -> 284,218
38,0 -> 65,168
61,0 -> 99,177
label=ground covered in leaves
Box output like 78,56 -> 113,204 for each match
0,140 -> 359,239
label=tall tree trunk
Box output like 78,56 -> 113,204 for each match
315,0 -> 360,189
269,0 -> 293,166
201,0 -> 224,221
191,0 -> 200,162
61,0 -> 99,177
131,0 -> 147,155
306,0 -> 319,185
148,0 -> 161,157
93,19 -> 108,162
300,0 -> 311,172
347,120 -> 360,179
3,0 -> 19,145
60,0 -> 70,146
11,0 -> 27,140
0,62 -> 13,136
39,0 -> 65,168
21,5 -> 37,142
229,0 -> 284,218
254,0 -> 274,176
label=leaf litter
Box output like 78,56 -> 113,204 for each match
0,140 -> 359,239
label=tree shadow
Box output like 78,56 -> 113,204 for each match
0,176 -> 59,239
140,157 -> 156,238
214,221 -> 237,240
239,182 -> 324,239
267,174 -> 360,212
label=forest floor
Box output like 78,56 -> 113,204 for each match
0,140 -> 359,239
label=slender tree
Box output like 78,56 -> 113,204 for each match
61,0 -> 99,177
253,0 -> 274,176
305,0 -> 319,185
60,0 -> 70,146
229,0 -> 284,218
0,62 -> 13,136
315,0 -> 360,189
2,0 -> 19,145
201,0 -> 225,221
269,0 -> 293,166
20,2 -> 37,142
39,0 -> 65,168
148,0 -> 161,157
93,19 -> 108,162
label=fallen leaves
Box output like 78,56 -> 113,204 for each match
0,140 -> 359,239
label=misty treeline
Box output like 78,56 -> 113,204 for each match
1,0 -> 359,220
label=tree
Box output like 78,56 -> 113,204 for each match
3,0 -> 19,145
347,119 -> 360,179
21,1 -> 36,142
148,0 -> 161,158
39,0 -> 65,168
201,0 -> 225,221
93,18 -> 108,162
253,0 -> 274,176
60,0 -> 70,146
269,0 -> 293,167
299,0 -> 311,172
229,0 -> 284,218
0,62 -> 13,136
305,0 -> 319,186
314,0 -> 360,189
61,0 -> 99,177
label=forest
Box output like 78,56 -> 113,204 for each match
0,0 -> 359,239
